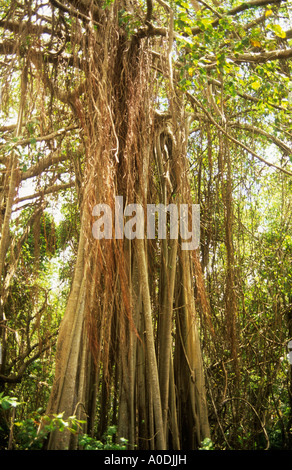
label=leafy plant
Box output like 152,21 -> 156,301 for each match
14,413 -> 85,450
0,394 -> 21,411
199,438 -> 214,450
79,426 -> 128,450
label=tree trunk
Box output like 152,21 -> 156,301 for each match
46,226 -> 91,449
44,0 -> 210,450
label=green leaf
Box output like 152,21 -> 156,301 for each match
178,0 -> 189,8
0,396 -> 20,410
250,79 -> 261,91
267,23 -> 286,38
1,399 -> 12,410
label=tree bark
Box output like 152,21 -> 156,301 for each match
135,237 -> 166,450
46,225 -> 91,449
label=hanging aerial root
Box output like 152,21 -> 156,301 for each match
192,249 -> 215,337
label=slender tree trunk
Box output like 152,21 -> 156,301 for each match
179,249 -> 210,447
158,237 -> 178,438
0,64 -> 27,281
135,237 -> 166,450
46,226 -> 91,449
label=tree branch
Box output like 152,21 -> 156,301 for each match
0,337 -> 57,384
229,122 -> 292,155
202,47 -> 292,69
227,0 -> 283,16
231,47 -> 292,64
21,153 -> 69,181
1,125 -> 79,151
14,181 -> 75,205
186,90 -> 292,176
206,75 -> 289,113
191,0 -> 283,35
146,0 -> 153,22
0,19 -> 52,36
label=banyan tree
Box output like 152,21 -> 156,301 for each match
1,0 -> 292,451
0,0 -> 211,450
